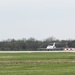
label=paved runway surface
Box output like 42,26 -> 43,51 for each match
0,51 -> 75,53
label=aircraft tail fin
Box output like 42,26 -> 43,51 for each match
53,42 -> 56,48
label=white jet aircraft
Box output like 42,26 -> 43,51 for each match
46,42 -> 56,49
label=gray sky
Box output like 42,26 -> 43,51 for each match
0,0 -> 75,41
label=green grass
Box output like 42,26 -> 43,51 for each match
0,52 -> 75,75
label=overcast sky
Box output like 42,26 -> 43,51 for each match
0,0 -> 75,41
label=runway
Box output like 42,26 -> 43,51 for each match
0,51 -> 75,53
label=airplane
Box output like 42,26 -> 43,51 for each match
46,42 -> 64,50
46,42 -> 56,49
37,42 -> 63,51
46,42 -> 75,51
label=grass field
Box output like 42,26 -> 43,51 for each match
0,52 -> 75,75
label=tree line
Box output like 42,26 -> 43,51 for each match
0,37 -> 75,51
